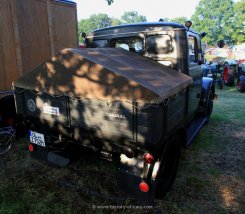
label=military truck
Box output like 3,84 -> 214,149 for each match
13,21 -> 217,201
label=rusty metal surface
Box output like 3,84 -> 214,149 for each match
14,48 -> 193,104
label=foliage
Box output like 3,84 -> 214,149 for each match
82,0 -> 244,46
78,11 -> 146,43
121,11 -> 147,24
78,14 -> 112,43
232,0 -> 245,44
111,18 -> 122,26
191,0 -> 236,46
106,0 -> 113,5
170,17 -> 188,24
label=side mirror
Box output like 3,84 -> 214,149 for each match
217,40 -> 225,48
80,32 -> 86,38
200,32 -> 206,38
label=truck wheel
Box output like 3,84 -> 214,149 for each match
0,131 -> 15,155
155,134 -> 181,199
237,76 -> 245,92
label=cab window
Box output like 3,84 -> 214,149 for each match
188,36 -> 198,63
110,37 -> 143,54
146,35 -> 173,55
91,40 -> 108,48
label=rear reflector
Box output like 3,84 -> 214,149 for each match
28,144 -> 34,152
144,153 -> 154,164
139,181 -> 149,192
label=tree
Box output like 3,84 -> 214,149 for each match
232,0 -> 245,44
159,18 -> 170,22
170,17 -> 188,24
111,18 -> 122,26
78,14 -> 112,43
106,0 -> 113,5
121,11 -> 147,24
191,0 -> 235,45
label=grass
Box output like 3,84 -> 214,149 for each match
0,85 -> 244,214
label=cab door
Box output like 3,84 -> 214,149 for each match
187,34 -> 203,115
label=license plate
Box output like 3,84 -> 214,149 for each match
29,131 -> 46,147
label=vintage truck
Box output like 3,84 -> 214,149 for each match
13,21 -> 217,201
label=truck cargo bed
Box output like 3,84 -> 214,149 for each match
14,48 -> 191,150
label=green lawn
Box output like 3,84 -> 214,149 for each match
0,86 -> 244,214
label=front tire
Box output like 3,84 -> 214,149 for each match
155,134 -> 181,199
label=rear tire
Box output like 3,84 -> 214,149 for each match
0,130 -> 15,155
155,134 -> 181,199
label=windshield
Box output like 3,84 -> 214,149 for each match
110,37 -> 143,54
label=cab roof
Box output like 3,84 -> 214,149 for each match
87,22 -> 199,38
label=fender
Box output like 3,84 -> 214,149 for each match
201,77 -> 214,102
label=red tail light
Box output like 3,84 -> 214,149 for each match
139,181 -> 149,192
28,144 -> 34,152
144,153 -> 154,164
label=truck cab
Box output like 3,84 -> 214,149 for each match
85,22 -> 206,124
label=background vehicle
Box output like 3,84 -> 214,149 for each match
205,45 -> 245,92
202,62 -> 223,89
222,60 -> 238,87
237,63 -> 245,92
231,44 -> 245,93
14,21 -> 217,201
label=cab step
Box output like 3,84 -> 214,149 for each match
186,117 -> 207,146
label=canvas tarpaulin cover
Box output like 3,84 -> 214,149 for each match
13,48 -> 193,105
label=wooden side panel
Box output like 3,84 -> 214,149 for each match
0,0 -> 19,90
0,19 -> 6,91
0,0 -> 78,91
15,0 -> 51,74
50,1 -> 78,53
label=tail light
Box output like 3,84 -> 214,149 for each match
139,181 -> 149,192
144,153 -> 154,164
28,144 -> 35,152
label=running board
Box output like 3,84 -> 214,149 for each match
186,117 -> 207,146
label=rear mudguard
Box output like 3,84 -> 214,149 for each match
117,153 -> 159,202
